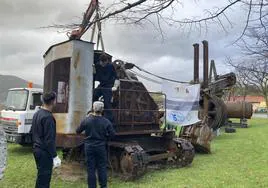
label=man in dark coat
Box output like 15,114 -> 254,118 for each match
93,53 -> 119,122
76,101 -> 115,188
31,91 -> 61,188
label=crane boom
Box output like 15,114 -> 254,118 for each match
69,0 -> 98,40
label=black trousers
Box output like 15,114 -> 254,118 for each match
33,147 -> 53,188
93,87 -> 114,122
85,143 -> 107,188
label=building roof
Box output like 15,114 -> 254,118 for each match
43,39 -> 95,58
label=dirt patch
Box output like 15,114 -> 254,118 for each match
54,162 -> 87,182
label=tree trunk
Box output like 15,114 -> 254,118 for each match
265,95 -> 268,117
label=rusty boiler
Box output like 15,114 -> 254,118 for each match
225,101 -> 253,119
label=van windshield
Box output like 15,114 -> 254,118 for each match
5,90 -> 28,111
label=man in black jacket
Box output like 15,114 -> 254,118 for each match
76,101 -> 115,188
31,91 -> 61,188
93,53 -> 119,122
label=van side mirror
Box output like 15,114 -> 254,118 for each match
30,105 -> 35,110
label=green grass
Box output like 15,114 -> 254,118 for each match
1,118 -> 268,188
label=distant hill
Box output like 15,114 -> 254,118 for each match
0,75 -> 42,104
0,104 -> 4,111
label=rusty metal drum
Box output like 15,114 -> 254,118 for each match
225,101 -> 253,119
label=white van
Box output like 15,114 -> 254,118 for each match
0,87 -> 43,145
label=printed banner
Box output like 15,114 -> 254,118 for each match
162,81 -> 201,126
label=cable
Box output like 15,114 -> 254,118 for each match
134,65 -> 190,84
112,56 -> 191,84
129,70 -> 162,84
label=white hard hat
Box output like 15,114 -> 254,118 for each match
93,101 -> 104,112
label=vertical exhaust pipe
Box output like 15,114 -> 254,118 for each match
193,43 -> 199,83
202,40 -> 209,115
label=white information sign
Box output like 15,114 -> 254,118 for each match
162,81 -> 201,126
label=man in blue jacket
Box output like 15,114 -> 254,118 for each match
31,92 -> 61,188
76,101 -> 115,188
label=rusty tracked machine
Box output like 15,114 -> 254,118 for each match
43,40 -> 195,180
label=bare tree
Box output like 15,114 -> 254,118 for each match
227,58 -> 268,114
46,0 -> 268,41
235,22 -> 268,67
236,71 -> 250,99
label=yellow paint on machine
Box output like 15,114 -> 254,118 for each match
53,113 -> 68,134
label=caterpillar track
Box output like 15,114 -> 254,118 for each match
60,135 -> 195,180
108,138 -> 195,180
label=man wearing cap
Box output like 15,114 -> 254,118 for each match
31,92 -> 61,188
76,101 -> 115,188
93,53 -> 119,122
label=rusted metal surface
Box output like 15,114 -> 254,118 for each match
180,41 -> 237,153
53,113 -> 67,134
225,101 -> 253,119
180,40 -> 213,153
180,71 -> 237,152
172,138 -> 195,166
109,142 -> 147,180
43,41 -> 73,66
112,80 -> 161,132
209,60 -> 217,82
202,40 -> 209,115
179,121 -> 213,153
193,43 -> 199,83
209,72 -> 236,98
148,152 -> 176,162
199,69 -> 236,130
115,130 -> 163,136
108,135 -> 194,180
44,40 -> 94,134
56,133 -> 84,148
208,96 -> 228,130
67,41 -> 94,133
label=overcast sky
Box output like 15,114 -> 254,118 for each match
0,0 -> 248,91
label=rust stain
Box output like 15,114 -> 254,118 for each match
56,133 -> 85,148
73,51 -> 80,69
76,75 -> 81,86
72,111 -> 83,130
